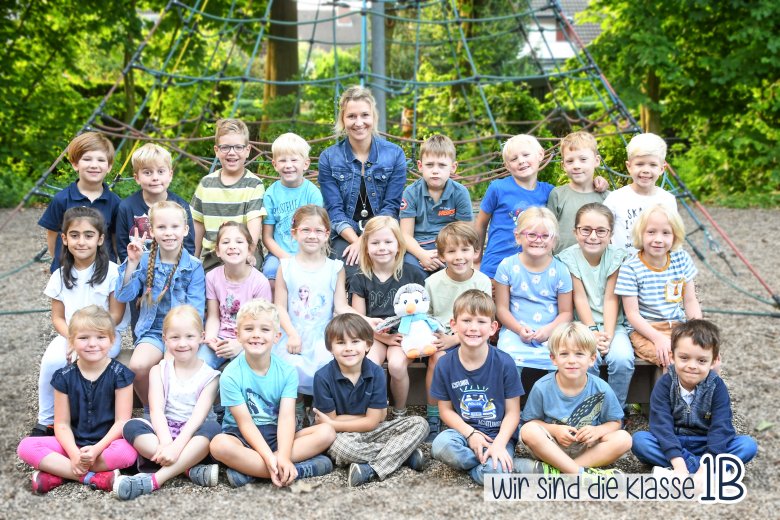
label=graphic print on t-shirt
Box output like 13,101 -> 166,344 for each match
459,385 -> 497,421
559,392 -> 605,428
246,388 -> 279,418
664,278 -> 685,302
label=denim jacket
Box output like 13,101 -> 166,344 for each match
115,248 -> 206,339
317,136 -> 408,236
649,364 -> 735,460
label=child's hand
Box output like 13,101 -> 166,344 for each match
311,408 -> 333,426
247,254 -> 257,267
215,339 -> 243,359
78,445 -> 100,467
553,425 -> 578,447
287,333 -> 302,354
483,443 -> 513,472
433,332 -> 458,351
467,430 -> 493,461
374,331 -> 402,347
518,326 -> 535,343
275,457 -> 297,487
595,332 -> 611,355
574,425 -> 600,444
153,441 -> 182,466
531,325 -> 553,343
593,175 -> 609,193
420,251 -> 445,272
342,240 -> 361,266
262,453 -> 281,486
654,336 -> 672,367
126,228 -> 146,264
205,336 -> 223,352
70,454 -> 88,477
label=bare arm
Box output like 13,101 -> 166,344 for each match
474,210 -> 491,263
683,280 -> 702,320
262,223 -> 290,260
51,299 -> 69,338
274,263 -> 301,353
602,272 -> 620,338
533,290 -> 573,342
332,267 -> 361,316
204,298 -> 221,344
314,407 -> 386,433
46,230 -> 58,259
495,282 -> 524,334
193,220 -> 205,258
400,217 -> 441,270
108,293 -> 126,330
246,216 -> 263,252
571,276 -> 595,325
623,294 -> 671,366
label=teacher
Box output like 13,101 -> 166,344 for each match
318,85 -> 408,275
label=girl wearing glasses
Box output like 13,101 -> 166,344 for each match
495,207 -> 573,397
273,205 -> 359,427
557,203 -> 633,410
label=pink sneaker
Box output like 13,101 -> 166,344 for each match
86,469 -> 120,491
31,471 -> 63,494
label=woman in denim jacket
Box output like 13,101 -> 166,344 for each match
116,201 -> 206,410
318,86 -> 408,278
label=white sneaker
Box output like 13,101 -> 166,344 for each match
652,466 -> 675,477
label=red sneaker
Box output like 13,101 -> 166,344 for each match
31,471 -> 63,494
86,469 -> 120,491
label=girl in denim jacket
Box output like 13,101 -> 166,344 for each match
116,201 -> 205,411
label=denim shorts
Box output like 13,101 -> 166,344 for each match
222,423 -> 278,451
136,333 -> 165,353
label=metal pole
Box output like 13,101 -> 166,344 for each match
371,0 -> 386,132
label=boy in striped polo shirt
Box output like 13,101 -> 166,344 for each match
191,119 -> 266,271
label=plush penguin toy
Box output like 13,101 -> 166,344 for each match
374,283 -> 445,359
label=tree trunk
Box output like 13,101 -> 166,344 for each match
264,0 -> 299,108
641,69 -> 662,134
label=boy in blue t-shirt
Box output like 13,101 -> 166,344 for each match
400,134 -> 473,278
516,322 -> 631,475
38,132 -> 121,272
209,300 -> 335,488
262,133 -> 323,291
430,289 -> 523,485
311,314 -> 428,487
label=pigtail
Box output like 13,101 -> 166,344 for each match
145,241 -> 158,306
60,246 -> 77,290
156,245 -> 182,304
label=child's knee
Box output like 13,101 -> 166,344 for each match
209,434 -> 233,461
607,429 -> 633,451
520,422 -> 546,445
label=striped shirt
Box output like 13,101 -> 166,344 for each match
190,169 -> 266,254
615,249 -> 697,323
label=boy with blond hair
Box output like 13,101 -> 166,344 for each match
547,131 -> 609,253
604,132 -> 678,252
423,222 -> 492,442
430,290 -> 523,485
400,134 -> 473,277
116,143 -> 195,262
209,299 -> 335,487
261,132 -> 323,289
190,119 -> 266,271
516,322 -> 631,475
39,132 -> 122,272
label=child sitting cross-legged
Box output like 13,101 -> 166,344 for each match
515,322 -> 632,475
430,289 -> 523,485
209,299 -> 336,488
311,314 -> 429,487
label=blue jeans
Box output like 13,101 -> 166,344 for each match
198,342 -> 229,370
587,330 -> 634,409
632,431 -> 757,473
431,428 -> 516,485
262,254 -> 281,280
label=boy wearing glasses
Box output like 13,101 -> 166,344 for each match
547,131 -> 609,253
191,118 -> 266,272
262,133 -> 323,292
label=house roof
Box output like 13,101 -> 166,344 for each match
527,0 -> 601,46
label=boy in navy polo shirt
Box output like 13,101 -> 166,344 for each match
400,134 -> 473,278
312,314 -> 428,487
430,289 -> 523,485
38,132 -> 122,272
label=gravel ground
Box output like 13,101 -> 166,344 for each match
0,206 -> 777,519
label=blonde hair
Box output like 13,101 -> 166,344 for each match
162,304 -> 203,335
68,305 -> 116,359
560,131 -> 599,158
548,322 -> 596,357
631,204 -> 685,251
334,86 -> 379,138
359,216 -> 405,281
67,132 -> 115,166
436,221 -> 479,255
132,143 -> 173,172
626,133 -> 667,162
145,201 -> 188,305
514,206 -> 559,245
272,132 -> 311,160
236,299 -> 280,332
502,134 -> 543,162
215,118 -> 249,144
420,134 -> 457,162
452,289 -> 496,321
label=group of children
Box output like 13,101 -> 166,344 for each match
18,103 -> 757,497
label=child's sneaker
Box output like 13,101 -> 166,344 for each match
226,468 -> 256,488
404,448 -> 425,472
512,458 -> 559,475
425,416 -> 441,443
87,469 -> 120,491
294,454 -> 333,479
29,424 -> 54,437
31,470 -> 63,494
652,466 -> 675,478
114,473 -> 154,500
188,464 -> 219,487
347,463 -> 375,487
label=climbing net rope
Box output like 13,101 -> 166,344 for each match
1,0 -> 777,315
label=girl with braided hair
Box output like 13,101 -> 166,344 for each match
117,201 -> 205,412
